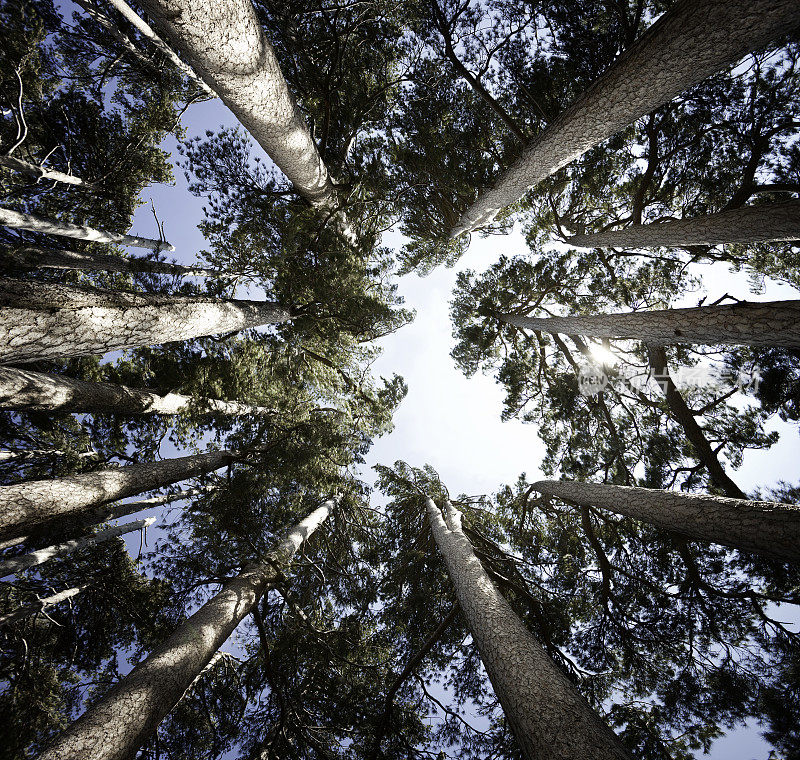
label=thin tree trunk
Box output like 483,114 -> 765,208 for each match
451,0 -> 800,236
0,155 -> 94,188
0,207 -> 174,252
137,0 -> 336,207
532,480 -> 800,562
425,496 -> 630,760
0,517 -> 155,577
646,345 -> 746,498
0,585 -> 85,627
0,366 -> 277,417
0,450 -> 234,543
0,279 -> 291,364
569,200 -> 800,248
499,300 -> 800,348
38,499 -> 334,760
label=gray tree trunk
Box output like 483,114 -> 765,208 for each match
569,200 -> 800,248
0,207 -> 174,252
425,496 -> 630,760
0,156 -> 94,188
532,480 -> 800,563
499,300 -> 800,348
137,0 -> 336,207
0,517 -> 156,577
0,366 -> 276,417
0,279 -> 291,363
0,585 -> 85,628
451,0 -> 800,236
0,450 -> 234,543
38,499 -> 334,760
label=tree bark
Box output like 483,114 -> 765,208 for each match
38,499 -> 334,760
0,366 -> 277,417
568,200 -> 800,248
532,480 -> 800,563
137,0 -> 336,207
0,517 -> 156,577
0,450 -> 234,543
425,496 -> 630,760
451,0 -> 800,236
0,155 -> 94,188
0,279 -> 291,363
499,300 -> 800,348
0,585 -> 85,628
0,207 -> 174,252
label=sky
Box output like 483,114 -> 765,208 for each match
123,95 -> 799,760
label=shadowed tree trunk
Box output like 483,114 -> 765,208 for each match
137,0 -> 336,207
0,207 -> 174,251
451,0 -> 800,236
38,499 -> 335,760
0,450 -> 235,542
0,366 -> 277,417
0,156 -> 94,188
569,200 -> 800,248
425,496 -> 630,760
0,585 -> 86,628
499,300 -> 800,348
532,480 -> 800,563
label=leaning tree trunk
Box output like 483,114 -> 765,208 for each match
425,496 -> 630,760
0,450 -> 234,543
0,585 -> 86,628
137,0 -> 336,207
38,498 -> 335,760
0,207 -> 173,252
569,200 -> 800,249
0,155 -> 94,188
531,480 -> 800,563
499,300 -> 800,348
451,0 -> 800,236
0,278 -> 291,363
0,366 -> 276,417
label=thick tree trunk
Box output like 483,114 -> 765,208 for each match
137,0 -> 336,207
0,279 -> 291,363
451,0 -> 800,236
0,450 -> 234,542
569,200 -> 800,248
0,585 -> 85,627
0,366 -> 276,417
0,207 -> 174,252
38,499 -> 334,760
532,480 -> 800,563
425,496 -> 630,760
0,517 -> 156,577
0,155 -> 94,188
499,300 -> 800,348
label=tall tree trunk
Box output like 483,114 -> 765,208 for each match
0,279 -> 291,363
646,345 -> 746,498
0,156 -> 94,188
425,496 -> 630,760
499,300 -> 800,348
0,207 -> 174,252
451,0 -> 800,236
0,517 -> 155,577
137,0 -> 336,207
569,200 -> 800,248
0,585 -> 86,628
532,480 -> 800,563
38,499 -> 334,760
0,450 -> 234,543
0,366 -> 277,417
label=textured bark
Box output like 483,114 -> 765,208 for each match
0,517 -> 155,577
499,300 -> 800,348
137,0 -> 335,207
451,0 -> 800,236
646,345 -> 746,499
38,500 -> 334,760
569,200 -> 800,248
425,496 -> 630,760
0,279 -> 291,363
0,366 -> 276,417
0,585 -> 85,628
0,450 -> 234,542
0,207 -> 174,252
532,480 -> 800,562
0,155 -> 94,188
